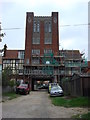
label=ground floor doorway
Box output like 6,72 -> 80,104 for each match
32,78 -> 53,91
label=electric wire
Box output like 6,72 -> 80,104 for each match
0,23 -> 90,30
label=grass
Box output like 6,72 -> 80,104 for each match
72,112 -> 90,119
2,91 -> 21,101
51,96 -> 90,107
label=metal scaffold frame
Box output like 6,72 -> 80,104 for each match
23,52 -> 62,78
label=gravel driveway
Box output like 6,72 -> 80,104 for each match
2,91 -> 88,118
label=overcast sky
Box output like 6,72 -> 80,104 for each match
0,0 -> 89,59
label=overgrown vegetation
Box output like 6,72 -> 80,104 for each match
61,77 -> 71,83
51,96 -> 89,107
2,66 -> 16,93
2,66 -> 12,86
2,91 -> 21,101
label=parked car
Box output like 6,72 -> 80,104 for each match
38,84 -> 48,89
48,83 -> 59,93
16,83 -> 30,95
50,86 -> 64,97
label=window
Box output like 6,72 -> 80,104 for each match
3,60 -> 6,64
37,21 -> 40,32
49,22 -> 51,32
18,51 -> 25,59
19,60 -> 24,64
6,60 -> 10,64
44,38 -> 52,44
32,49 -> 40,55
16,60 -> 19,64
33,21 -> 36,32
13,60 -> 15,64
18,64 -> 23,69
32,58 -> 39,64
45,21 -> 52,33
26,59 -> 29,64
33,21 -> 40,32
44,49 -> 52,54
32,37 -> 40,44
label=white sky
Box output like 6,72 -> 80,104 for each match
0,0 -> 89,59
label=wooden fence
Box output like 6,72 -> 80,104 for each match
61,74 -> 90,97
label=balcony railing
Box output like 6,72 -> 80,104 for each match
65,62 -> 88,67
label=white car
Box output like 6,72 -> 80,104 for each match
48,83 -> 59,93
50,86 -> 64,97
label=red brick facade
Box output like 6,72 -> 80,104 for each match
25,12 -> 34,64
25,12 -> 59,64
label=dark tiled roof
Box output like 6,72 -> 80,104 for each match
59,50 -> 81,59
3,50 -> 18,59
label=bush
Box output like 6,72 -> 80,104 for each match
9,80 -> 15,87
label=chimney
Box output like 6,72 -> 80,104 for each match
3,44 -> 7,57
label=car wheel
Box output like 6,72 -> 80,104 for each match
25,91 -> 28,95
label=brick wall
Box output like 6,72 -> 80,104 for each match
25,12 -> 59,64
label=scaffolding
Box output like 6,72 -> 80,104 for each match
24,50 -> 88,77
24,52 -> 61,77
60,50 -> 88,75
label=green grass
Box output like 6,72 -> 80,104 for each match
2,92 -> 21,100
51,96 -> 90,107
72,112 -> 90,119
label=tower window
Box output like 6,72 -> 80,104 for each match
44,49 -> 52,54
45,21 -> 52,33
32,58 -> 40,64
33,21 -> 40,33
44,38 -> 52,44
33,21 -> 36,32
32,37 -> 40,44
45,21 -> 48,32
32,49 -> 40,55
49,22 -> 51,32
37,21 -> 40,32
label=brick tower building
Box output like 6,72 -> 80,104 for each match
24,12 -> 60,90
25,12 -> 59,64
2,12 -> 85,91
2,12 -> 87,91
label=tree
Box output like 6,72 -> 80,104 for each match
9,80 -> 15,91
2,66 -> 12,86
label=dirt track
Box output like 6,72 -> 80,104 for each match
2,91 -> 88,118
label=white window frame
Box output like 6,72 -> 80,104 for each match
32,49 -> 40,55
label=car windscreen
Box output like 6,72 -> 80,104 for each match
19,84 -> 28,88
51,87 -> 62,91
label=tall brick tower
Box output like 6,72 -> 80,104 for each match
24,12 -> 59,90
25,12 -> 59,64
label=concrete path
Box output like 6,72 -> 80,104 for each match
2,91 -> 88,118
